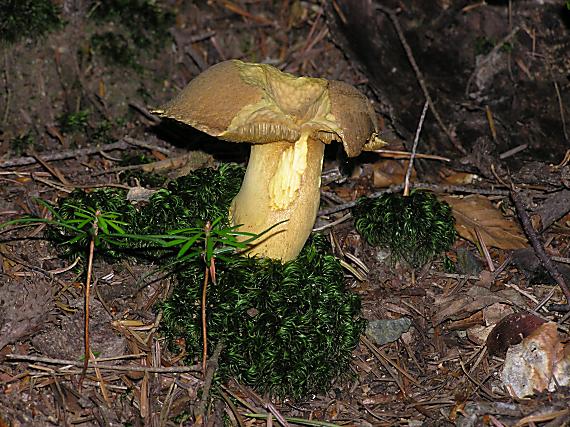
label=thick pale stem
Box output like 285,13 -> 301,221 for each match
230,136 -> 325,261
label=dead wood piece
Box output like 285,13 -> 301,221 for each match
0,140 -> 130,168
511,189 -> 570,305
6,354 -> 200,373
194,342 -> 223,422
0,138 -> 171,169
535,189 -> 570,231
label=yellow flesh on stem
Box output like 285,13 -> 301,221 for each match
269,131 -> 310,210
230,137 -> 324,261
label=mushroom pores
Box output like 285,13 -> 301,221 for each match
154,60 -> 383,260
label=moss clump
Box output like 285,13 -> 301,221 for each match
161,233 -> 364,399
132,163 -> 245,235
88,0 -> 174,70
0,0 -> 63,45
10,133 -> 36,155
57,110 -> 90,134
57,109 -> 125,144
353,190 -> 456,268
43,163 -> 363,399
90,32 -> 142,71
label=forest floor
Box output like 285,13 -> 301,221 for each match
1,1 -> 570,426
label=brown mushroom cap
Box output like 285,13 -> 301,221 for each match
328,80 -> 380,157
153,60 -> 385,260
153,59 -> 381,154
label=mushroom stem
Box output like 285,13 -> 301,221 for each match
230,136 -> 325,261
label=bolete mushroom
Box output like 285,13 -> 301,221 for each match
154,60 -> 384,261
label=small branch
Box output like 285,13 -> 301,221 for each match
553,81 -> 569,142
6,354 -> 201,373
375,4 -> 466,154
195,342 -> 224,423
372,149 -> 450,162
510,188 -> 570,304
0,140 -> 130,168
404,100 -> 429,196
0,137 -> 170,169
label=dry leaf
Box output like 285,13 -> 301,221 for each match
442,195 -> 527,249
439,167 -> 479,185
433,286 -> 525,326
370,159 -> 415,188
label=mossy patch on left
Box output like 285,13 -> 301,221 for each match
87,0 -> 174,70
41,163 -> 364,399
0,0 -> 63,44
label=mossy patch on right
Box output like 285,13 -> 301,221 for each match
353,190 -> 456,268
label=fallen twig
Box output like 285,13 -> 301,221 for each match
510,188 -> 570,305
0,137 -> 170,169
194,342 -> 223,423
404,100 -> 429,196
6,354 -> 201,373
375,4 -> 466,154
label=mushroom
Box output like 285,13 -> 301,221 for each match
154,60 -> 384,261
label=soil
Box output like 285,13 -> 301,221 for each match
1,1 -> 570,426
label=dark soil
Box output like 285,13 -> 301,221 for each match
1,1 -> 570,426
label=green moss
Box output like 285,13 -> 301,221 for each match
0,0 -> 63,44
474,36 -> 495,56
57,110 -> 90,134
161,233 -> 364,399
90,32 -> 142,71
42,164 -> 363,398
129,163 -> 245,238
88,0 -> 174,70
57,109 -> 125,144
10,133 -> 36,155
353,190 -> 456,268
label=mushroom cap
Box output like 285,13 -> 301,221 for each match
328,80 -> 380,157
154,60 -> 382,156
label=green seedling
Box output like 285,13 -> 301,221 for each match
58,110 -> 90,134
9,133 -> 36,155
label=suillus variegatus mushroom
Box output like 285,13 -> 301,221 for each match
154,60 -> 385,261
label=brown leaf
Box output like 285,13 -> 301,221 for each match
442,195 -> 527,249
433,286 -> 526,326
370,159 -> 415,188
